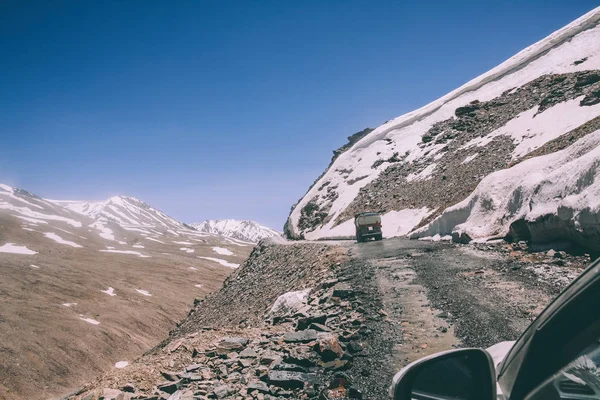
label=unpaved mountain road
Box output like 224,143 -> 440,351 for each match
344,237 -> 559,396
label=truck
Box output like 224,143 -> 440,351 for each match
354,212 -> 383,242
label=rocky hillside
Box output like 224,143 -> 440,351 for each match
0,184 -> 252,400
191,220 -> 280,243
285,8 -> 600,254
66,240 -> 396,400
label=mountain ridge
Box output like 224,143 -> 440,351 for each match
191,219 -> 281,243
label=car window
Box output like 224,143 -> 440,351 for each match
527,339 -> 600,399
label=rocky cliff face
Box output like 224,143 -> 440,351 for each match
285,8 -> 600,254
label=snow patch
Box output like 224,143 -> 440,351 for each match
115,361 -> 129,369
99,249 -> 150,258
79,316 -> 100,325
43,232 -> 83,248
0,243 -> 37,255
180,247 -> 194,253
212,247 -> 233,256
461,154 -> 479,164
197,256 -> 240,269
101,287 -> 116,296
135,289 -> 152,296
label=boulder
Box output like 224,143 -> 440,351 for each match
314,335 -> 344,362
269,289 -> 312,318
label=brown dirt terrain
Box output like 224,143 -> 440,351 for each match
0,213 -> 252,400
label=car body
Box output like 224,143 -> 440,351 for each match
391,257 -> 600,399
354,212 -> 383,242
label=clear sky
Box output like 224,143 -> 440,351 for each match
1,0 -> 597,229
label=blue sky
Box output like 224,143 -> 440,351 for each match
1,0 -> 597,229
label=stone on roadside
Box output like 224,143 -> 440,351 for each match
216,337 -> 248,355
332,283 -> 354,299
247,380 -> 270,393
213,385 -> 235,398
314,335 -> 344,362
101,388 -> 123,400
267,370 -> 317,389
283,329 -> 317,343
239,347 -> 258,358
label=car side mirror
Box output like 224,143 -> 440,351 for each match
390,348 -> 496,400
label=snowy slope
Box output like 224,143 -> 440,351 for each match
411,129 -> 600,253
51,195 -> 187,233
0,184 -> 88,228
286,7 -> 600,244
191,219 -> 280,243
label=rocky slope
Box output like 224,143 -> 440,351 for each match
285,7 -> 600,255
191,220 -> 280,243
66,240 -> 396,400
0,184 -> 252,400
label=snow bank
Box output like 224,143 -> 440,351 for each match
412,130 -> 600,251
0,243 -> 37,255
381,208 -> 432,238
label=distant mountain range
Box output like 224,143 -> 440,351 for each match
191,219 -> 281,243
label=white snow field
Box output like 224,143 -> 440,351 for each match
0,243 -> 37,255
197,256 -> 240,269
287,7 -> 600,240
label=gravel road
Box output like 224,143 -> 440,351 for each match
347,237 -> 561,397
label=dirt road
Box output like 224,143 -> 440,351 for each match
343,237 -> 560,398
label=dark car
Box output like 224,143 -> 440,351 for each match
390,257 -> 600,399
354,212 -> 383,242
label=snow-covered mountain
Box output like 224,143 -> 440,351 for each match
50,195 -> 188,233
191,219 -> 280,243
285,7 -> 600,254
